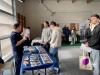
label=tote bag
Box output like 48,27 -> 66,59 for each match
79,50 -> 93,70
69,36 -> 72,41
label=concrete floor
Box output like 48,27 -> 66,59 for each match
4,46 -> 93,75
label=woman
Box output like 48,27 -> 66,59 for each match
41,21 -> 51,53
71,26 -> 77,44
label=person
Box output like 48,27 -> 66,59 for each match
41,21 -> 51,53
85,14 -> 100,75
49,21 -> 62,75
71,26 -> 77,44
22,27 -> 30,46
62,25 -> 67,42
10,23 -> 27,75
27,27 -> 31,45
85,20 -> 92,57
62,25 -> 67,34
64,27 -> 71,44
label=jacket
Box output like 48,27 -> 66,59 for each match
85,27 -> 92,43
41,27 -> 51,43
50,27 -> 62,48
65,29 -> 71,37
88,24 -> 100,50
71,29 -> 76,35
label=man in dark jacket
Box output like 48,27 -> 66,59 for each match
62,25 -> 67,34
85,14 -> 100,75
64,27 -> 71,44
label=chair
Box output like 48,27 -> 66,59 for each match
0,62 -> 15,75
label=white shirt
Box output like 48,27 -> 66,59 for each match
41,27 -> 51,43
90,24 -> 96,32
24,29 -> 30,37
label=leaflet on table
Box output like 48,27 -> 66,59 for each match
23,57 -> 29,66
36,46 -> 46,53
23,54 -> 41,67
30,54 -> 41,67
80,43 -> 92,52
40,53 -> 53,64
23,46 -> 36,54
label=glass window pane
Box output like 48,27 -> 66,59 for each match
0,25 -> 13,36
3,0 -> 12,6
0,12 -> 13,24
0,0 -> 13,61
1,38 -> 13,60
0,0 -> 12,14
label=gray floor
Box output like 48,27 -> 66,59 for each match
4,46 -> 93,75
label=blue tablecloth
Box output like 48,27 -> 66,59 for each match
20,46 -> 59,75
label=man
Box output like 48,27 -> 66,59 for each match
10,23 -> 26,75
64,27 -> 71,44
49,21 -> 62,75
85,14 -> 100,75
41,21 -> 51,53
22,27 -> 30,46
62,25 -> 67,34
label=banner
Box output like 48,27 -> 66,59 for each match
79,21 -> 86,40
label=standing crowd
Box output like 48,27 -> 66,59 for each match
10,21 -> 62,75
0,14 -> 99,75
62,25 -> 77,44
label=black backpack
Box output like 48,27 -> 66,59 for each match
0,57 -> 4,64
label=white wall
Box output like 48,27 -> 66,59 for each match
23,0 -> 100,39
16,0 -> 24,15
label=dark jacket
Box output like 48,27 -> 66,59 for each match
88,24 -> 100,50
65,29 -> 71,37
85,27 -> 92,43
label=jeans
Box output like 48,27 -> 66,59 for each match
13,52 -> 23,75
71,35 -> 76,44
90,49 -> 100,75
50,47 -> 59,71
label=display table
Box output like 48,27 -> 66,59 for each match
20,46 -> 58,75
31,37 -> 42,46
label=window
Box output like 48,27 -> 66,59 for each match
0,0 -> 15,61
0,12 -> 13,25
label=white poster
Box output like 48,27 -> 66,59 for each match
79,21 -> 86,40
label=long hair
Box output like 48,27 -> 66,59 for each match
45,21 -> 49,27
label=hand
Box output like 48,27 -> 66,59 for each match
42,42 -> 47,45
44,42 -> 47,44
85,42 -> 89,47
23,28 -> 26,31
50,45 -> 52,48
23,36 -> 27,41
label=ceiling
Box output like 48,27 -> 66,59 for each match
40,0 -> 100,2
39,0 -> 100,4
